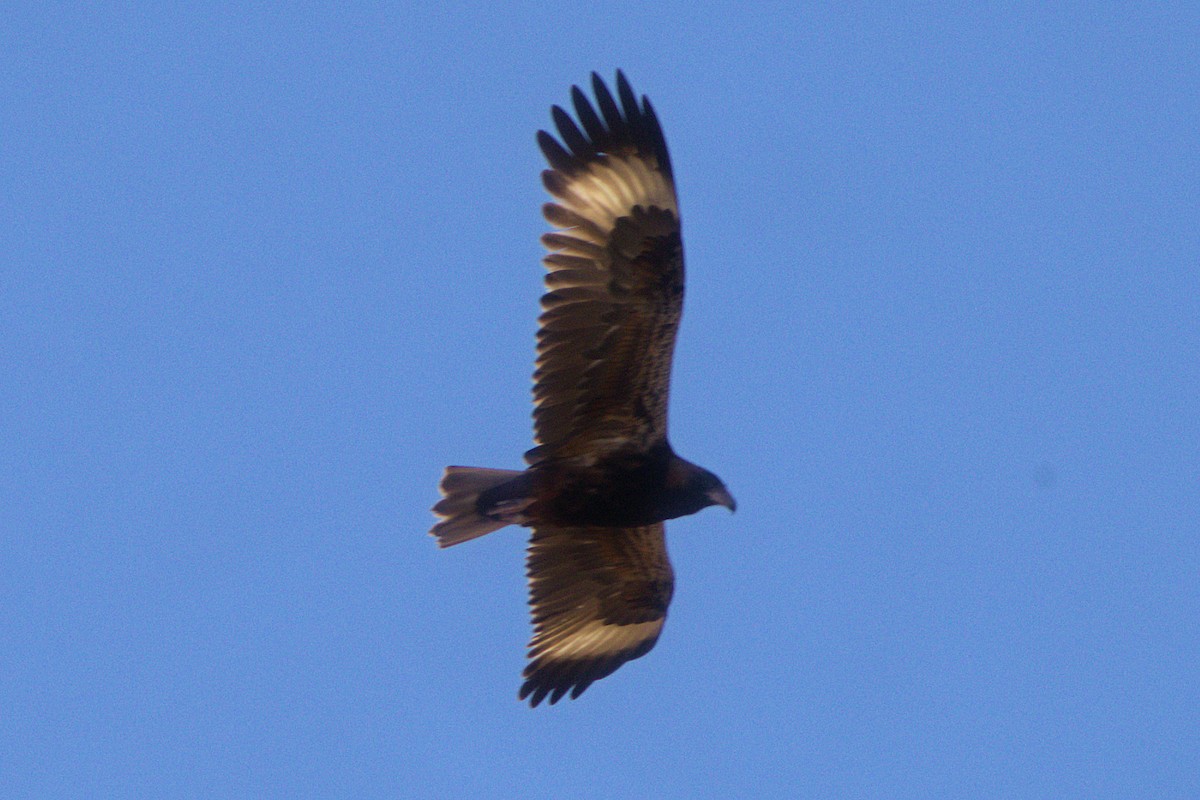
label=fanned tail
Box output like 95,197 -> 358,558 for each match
430,466 -> 524,547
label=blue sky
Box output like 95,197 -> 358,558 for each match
3,3 -> 1197,798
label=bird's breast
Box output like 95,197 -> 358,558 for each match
533,452 -> 669,527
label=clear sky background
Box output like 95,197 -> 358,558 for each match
4,3 -> 1197,798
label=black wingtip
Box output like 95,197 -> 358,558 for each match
551,104 -> 592,158
615,70 -> 638,118
536,129 -> 574,172
590,72 -> 623,135
571,84 -> 605,142
540,71 -> 673,182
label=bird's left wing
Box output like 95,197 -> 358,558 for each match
527,71 -> 684,466
520,522 -> 674,706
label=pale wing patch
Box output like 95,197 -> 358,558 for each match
530,618 -> 664,660
521,522 -> 674,706
544,156 -> 677,239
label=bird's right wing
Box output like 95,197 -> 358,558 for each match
520,522 -> 674,707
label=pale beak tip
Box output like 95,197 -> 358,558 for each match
709,486 -> 736,513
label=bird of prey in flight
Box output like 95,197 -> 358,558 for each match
432,71 -> 734,706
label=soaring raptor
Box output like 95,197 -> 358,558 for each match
431,72 -> 734,706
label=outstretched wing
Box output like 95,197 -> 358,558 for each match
528,71 -> 684,466
520,523 -> 674,707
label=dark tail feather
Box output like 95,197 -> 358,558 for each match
430,466 -> 524,547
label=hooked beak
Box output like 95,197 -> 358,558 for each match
708,485 -> 737,512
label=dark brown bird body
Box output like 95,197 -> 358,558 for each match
474,441 -> 731,529
431,71 -> 733,706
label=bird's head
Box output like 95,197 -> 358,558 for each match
695,469 -> 736,513
666,457 -> 736,518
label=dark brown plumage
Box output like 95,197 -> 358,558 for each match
431,71 -> 733,706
